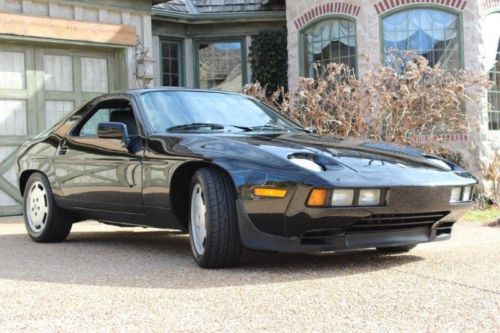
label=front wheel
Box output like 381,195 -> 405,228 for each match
188,167 -> 243,268
23,172 -> 73,242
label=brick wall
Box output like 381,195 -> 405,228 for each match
286,0 -> 500,192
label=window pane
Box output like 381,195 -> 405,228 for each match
77,100 -> 137,137
80,109 -> 111,136
303,19 -> 357,77
382,8 -> 460,70
488,39 -> 500,130
161,41 -> 182,87
140,91 -> 300,133
198,41 -> 243,92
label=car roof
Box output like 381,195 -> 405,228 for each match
122,87 -> 247,97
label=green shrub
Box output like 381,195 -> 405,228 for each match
250,30 -> 288,94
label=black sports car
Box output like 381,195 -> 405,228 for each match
17,88 -> 476,268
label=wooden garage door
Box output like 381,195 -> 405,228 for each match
0,43 -> 120,215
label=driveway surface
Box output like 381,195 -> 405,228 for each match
0,217 -> 498,332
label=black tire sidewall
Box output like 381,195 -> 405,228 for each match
187,168 -> 242,268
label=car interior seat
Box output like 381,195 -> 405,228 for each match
110,108 -> 138,136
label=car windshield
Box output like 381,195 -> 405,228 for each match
140,90 -> 302,133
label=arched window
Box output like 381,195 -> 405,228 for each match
382,8 -> 461,70
302,18 -> 357,77
485,12 -> 500,131
489,42 -> 500,130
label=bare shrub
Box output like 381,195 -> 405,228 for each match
244,53 -> 491,157
483,152 -> 500,204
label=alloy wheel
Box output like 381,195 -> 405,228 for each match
190,183 -> 207,255
26,181 -> 49,233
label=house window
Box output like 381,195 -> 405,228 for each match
488,40 -> 500,130
382,8 -> 461,70
161,40 -> 183,87
196,40 -> 245,92
302,18 -> 357,77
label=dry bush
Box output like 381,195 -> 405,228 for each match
483,152 -> 500,204
244,53 -> 491,157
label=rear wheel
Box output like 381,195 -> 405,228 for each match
376,245 -> 416,253
188,167 -> 242,268
23,172 -> 73,242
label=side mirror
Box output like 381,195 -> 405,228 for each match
304,127 -> 317,134
98,122 -> 130,144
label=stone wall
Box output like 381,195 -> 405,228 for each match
0,0 -> 153,89
286,0 -> 500,193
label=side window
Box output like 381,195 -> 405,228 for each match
80,108 -> 112,136
74,99 -> 139,137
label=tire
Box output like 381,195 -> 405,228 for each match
188,167 -> 243,268
376,245 -> 417,253
23,172 -> 73,243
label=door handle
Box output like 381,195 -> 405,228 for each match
58,140 -> 69,156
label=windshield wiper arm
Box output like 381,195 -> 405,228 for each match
251,124 -> 290,132
167,123 -> 252,132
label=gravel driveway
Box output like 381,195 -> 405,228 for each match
0,217 -> 498,332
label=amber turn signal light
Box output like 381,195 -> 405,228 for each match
307,189 -> 328,207
252,187 -> 288,198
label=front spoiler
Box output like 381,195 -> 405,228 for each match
236,200 -> 454,253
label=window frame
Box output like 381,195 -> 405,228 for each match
193,37 -> 248,90
298,14 -> 359,78
487,36 -> 500,131
69,96 -> 142,138
160,38 -> 185,87
379,4 -> 465,70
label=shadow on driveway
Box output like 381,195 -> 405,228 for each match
0,229 -> 424,289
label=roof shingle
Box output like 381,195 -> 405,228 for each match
154,0 -> 285,14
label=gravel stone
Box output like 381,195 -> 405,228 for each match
0,217 -> 498,332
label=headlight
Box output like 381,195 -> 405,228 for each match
289,157 -> 323,172
462,186 -> 472,202
331,189 -> 354,206
306,188 -> 386,207
359,189 -> 381,206
450,187 -> 462,203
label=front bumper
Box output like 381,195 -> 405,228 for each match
236,200 -> 466,252
236,185 -> 473,253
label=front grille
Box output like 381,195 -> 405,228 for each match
301,229 -> 343,245
349,212 -> 449,232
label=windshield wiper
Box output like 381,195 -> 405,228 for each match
251,124 -> 290,132
167,123 -> 252,132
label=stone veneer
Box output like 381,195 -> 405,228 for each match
286,0 -> 500,193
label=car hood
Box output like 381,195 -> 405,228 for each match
150,132 -> 476,187
194,132 -> 453,170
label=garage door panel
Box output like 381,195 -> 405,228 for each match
0,99 -> 27,136
43,55 -> 73,92
0,189 -> 17,206
0,51 -> 25,89
81,57 -> 109,93
0,146 -> 22,207
45,100 -> 74,128
0,44 -> 118,215
0,147 -> 18,186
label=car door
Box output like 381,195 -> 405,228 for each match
54,96 -> 144,213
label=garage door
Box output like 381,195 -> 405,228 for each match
0,43 -> 120,215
